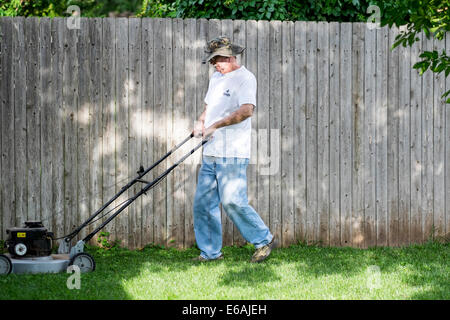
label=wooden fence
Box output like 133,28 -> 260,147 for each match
0,17 -> 449,249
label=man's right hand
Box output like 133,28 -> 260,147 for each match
193,120 -> 205,138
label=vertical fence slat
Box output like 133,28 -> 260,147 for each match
128,18 -> 142,249
40,17 -> 53,232
387,26 -> 399,247
410,32 -> 423,244
269,20 -> 282,243
281,21 -> 295,247
293,21 -> 307,244
172,18 -> 185,248
101,18 -> 116,242
340,23 -> 352,246
63,20 -> 79,237
305,22 -> 317,244
351,22 -> 365,248
87,18 -> 103,244
433,35 -> 446,240
398,26 -> 411,246
141,17 -> 154,246
184,18 -> 197,247
364,24 -> 377,248
51,18 -> 65,239
13,17 -> 27,228
422,32 -> 434,242
115,18 -> 129,247
165,18 -> 173,248
1,17 -> 14,238
26,17 -> 41,223
77,18 -> 90,241
375,26 -> 389,246
154,18 -> 167,246
317,21 -> 329,246
329,22 -> 341,246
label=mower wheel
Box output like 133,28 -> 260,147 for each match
0,254 -> 12,275
69,252 -> 96,273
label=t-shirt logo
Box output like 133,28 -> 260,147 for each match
223,89 -> 231,97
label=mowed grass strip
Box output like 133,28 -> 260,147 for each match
0,242 -> 448,300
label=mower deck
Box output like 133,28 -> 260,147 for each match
5,253 -> 70,274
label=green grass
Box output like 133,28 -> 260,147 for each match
0,241 -> 448,300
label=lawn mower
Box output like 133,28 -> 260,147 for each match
0,133 -> 208,275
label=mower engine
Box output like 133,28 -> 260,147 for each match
5,221 -> 54,258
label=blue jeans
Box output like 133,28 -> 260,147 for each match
193,156 -> 273,259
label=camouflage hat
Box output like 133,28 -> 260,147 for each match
202,36 -> 246,64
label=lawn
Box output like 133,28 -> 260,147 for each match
0,241 -> 448,300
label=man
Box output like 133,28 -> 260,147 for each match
192,36 -> 275,263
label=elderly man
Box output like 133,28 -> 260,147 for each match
192,36 -> 275,263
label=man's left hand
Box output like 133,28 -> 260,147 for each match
203,124 -> 217,139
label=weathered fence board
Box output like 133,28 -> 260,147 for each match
0,17 -> 449,248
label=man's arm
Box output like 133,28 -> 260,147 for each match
193,104 -> 208,137
204,103 -> 254,137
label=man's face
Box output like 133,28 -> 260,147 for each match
210,56 -> 234,74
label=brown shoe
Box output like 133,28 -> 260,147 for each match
192,254 -> 224,262
251,238 -> 276,263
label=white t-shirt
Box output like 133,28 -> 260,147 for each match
203,66 -> 256,159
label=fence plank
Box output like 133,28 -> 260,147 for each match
172,18 -> 186,248
364,24 -> 377,248
0,17 -> 14,238
281,21 -> 295,247
329,22 -> 341,246
410,33 -> 423,244
50,18 -> 65,239
433,36 -> 446,240
12,17 -> 27,228
141,18 -> 155,246
77,18 -> 91,241
26,17 -> 41,223
101,18 -> 117,242
305,22 -> 317,244
317,21 -> 329,246
387,26 -> 399,247
340,23 -> 352,246
398,26 -> 411,246
269,20 -> 282,243
293,21 -> 307,244
184,18 -> 197,247
87,18 -> 103,244
351,23 -> 365,247
115,18 -> 129,247
40,17 -> 53,232
376,26 -> 389,246
422,32 -> 434,242
128,18 -> 142,249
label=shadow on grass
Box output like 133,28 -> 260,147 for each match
210,241 -> 449,299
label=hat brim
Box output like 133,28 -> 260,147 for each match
202,45 -> 246,64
